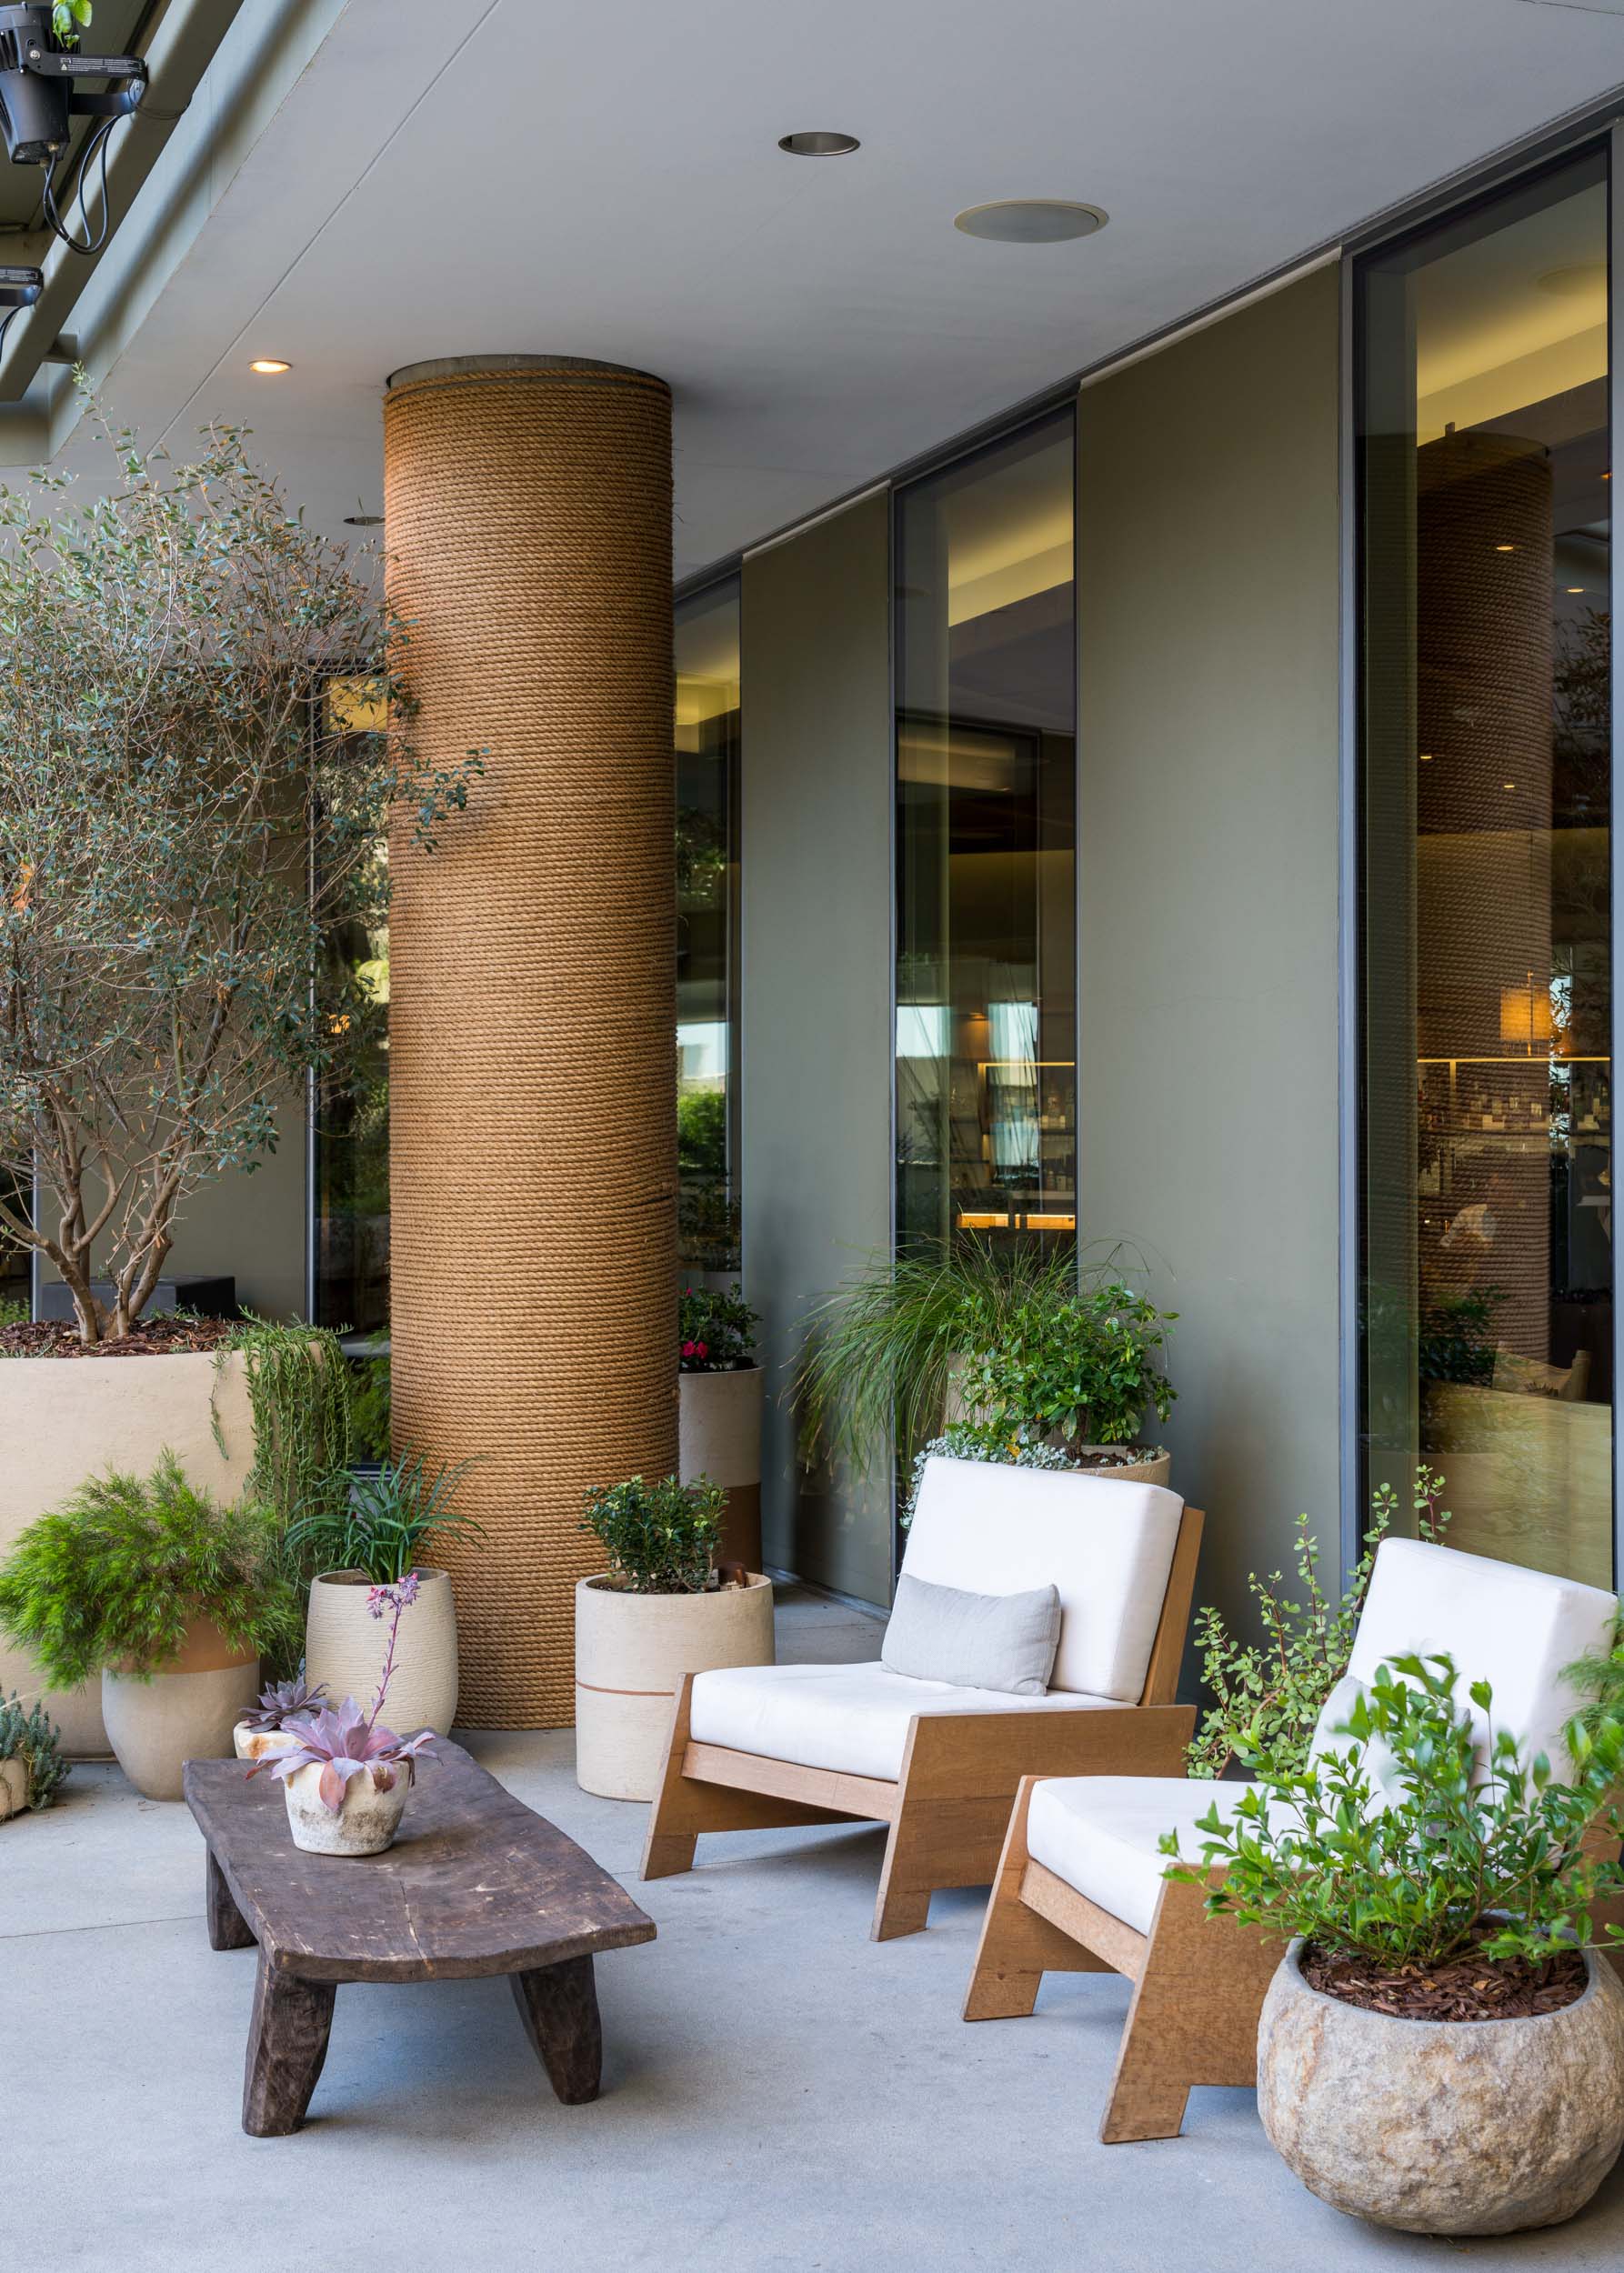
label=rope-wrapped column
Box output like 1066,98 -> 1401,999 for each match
384,355 -> 677,1727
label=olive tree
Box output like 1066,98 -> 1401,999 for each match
0,406 -> 477,1342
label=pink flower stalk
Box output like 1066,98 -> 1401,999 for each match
364,1570 -> 422,1732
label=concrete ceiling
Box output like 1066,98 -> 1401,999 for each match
49,0 -> 1624,579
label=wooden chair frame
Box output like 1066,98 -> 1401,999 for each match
640,1506 -> 1204,1943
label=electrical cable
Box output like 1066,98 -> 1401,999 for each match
39,108 -> 120,255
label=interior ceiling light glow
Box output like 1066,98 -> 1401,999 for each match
954,199 -> 1108,244
777,130 -> 859,156
249,358 -> 291,374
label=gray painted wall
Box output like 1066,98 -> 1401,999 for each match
1075,265 -> 1343,1637
741,493 -> 895,1607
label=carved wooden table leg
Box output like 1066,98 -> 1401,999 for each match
206,1848 -> 256,1952
509,1955 -> 602,2104
242,1954 -> 337,2137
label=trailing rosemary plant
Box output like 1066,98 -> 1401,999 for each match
214,1316 -> 355,1537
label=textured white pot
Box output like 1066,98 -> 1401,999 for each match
575,1574 -> 775,1801
0,1755 -> 29,1820
282,1759 -> 408,1857
0,1349 -> 256,1757
232,1722 -> 306,1763
1258,1939 -> 1624,2235
304,1567 -> 458,1736
101,1620 -> 261,1801
678,1365 -> 765,1567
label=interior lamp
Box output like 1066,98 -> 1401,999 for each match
1499,974 -> 1554,1053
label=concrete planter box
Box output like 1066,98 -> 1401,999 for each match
102,1617 -> 260,1801
305,1567 -> 459,1736
575,1573 -> 775,1801
678,1364 -> 765,1567
1258,1938 -> 1624,2235
0,1349 -> 257,1756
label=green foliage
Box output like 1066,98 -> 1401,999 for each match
349,1354 -> 392,1466
285,1448 -> 483,1586
216,1317 -> 354,1538
958,1278 -> 1176,1447
581,1474 -> 725,1596
0,1295 -> 26,1327
902,1422 -> 1073,1530
51,1 -> 91,45
677,1088 -> 727,1176
1165,1651 -> 1624,1971
0,398 -> 479,1342
1187,1468 -> 1450,1781
1418,1286 -> 1506,1387
0,1690 -> 67,1809
679,1282 -> 757,1371
0,1451 -> 300,1685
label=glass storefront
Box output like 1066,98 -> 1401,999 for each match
1358,146 -> 1614,1587
675,579 -> 742,1276
894,411 -> 1078,1257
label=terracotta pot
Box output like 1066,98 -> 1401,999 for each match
282,1758 -> 407,1857
574,1573 -> 775,1801
1258,1938 -> 1624,2235
678,1364 -> 765,1567
304,1567 -> 458,1736
101,1617 -> 260,1801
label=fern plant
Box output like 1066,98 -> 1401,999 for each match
0,1690 -> 68,1809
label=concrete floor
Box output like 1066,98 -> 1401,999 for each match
7,1585 -> 1624,2273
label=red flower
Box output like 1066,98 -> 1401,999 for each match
695,1342 -> 709,1360
682,1340 -> 697,1357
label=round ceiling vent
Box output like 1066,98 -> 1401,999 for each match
954,200 -> 1108,244
777,130 -> 860,157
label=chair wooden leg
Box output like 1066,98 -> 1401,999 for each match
641,1676 -> 706,1881
963,1777 -> 1108,2019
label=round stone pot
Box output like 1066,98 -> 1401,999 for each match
1258,1938 -> 1624,2235
575,1573 -> 775,1801
232,1722 -> 307,1764
282,1759 -> 408,1857
304,1567 -> 458,1736
678,1364 -> 765,1568
101,1619 -> 260,1801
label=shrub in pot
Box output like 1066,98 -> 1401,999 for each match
0,1454 -> 299,1799
0,1691 -> 67,1819
574,1474 -> 774,1802
1167,1651 -> 1624,2236
288,1450 -> 479,1737
678,1284 -> 764,1568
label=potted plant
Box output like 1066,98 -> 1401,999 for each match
574,1474 -> 774,1802
0,1690 -> 68,1819
232,1671 -> 329,1763
288,1449 -> 480,1736
0,1453 -> 299,1799
251,1578 -> 437,1856
1168,1652 -> 1624,2236
0,405 -> 476,1753
678,1284 -> 765,1567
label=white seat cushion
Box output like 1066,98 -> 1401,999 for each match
688,1660 -> 1125,1784
904,1457 -> 1183,1701
1026,1776 -> 1239,1938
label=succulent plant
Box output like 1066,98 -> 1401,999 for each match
237,1672 -> 328,1735
250,1697 -> 436,1814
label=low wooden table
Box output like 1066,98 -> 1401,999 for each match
184,1740 -> 657,2136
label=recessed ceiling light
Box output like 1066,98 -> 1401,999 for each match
249,358 -> 291,375
344,513 -> 383,527
777,130 -> 859,157
954,200 -> 1108,243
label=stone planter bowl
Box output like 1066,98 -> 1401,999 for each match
282,1758 -> 408,1857
101,1618 -> 260,1800
1258,1938 -> 1624,2235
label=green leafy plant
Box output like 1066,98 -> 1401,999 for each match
0,1295 -> 26,1327
581,1474 -> 725,1595
284,1449 -> 483,1586
957,1278 -> 1176,1447
680,1283 -> 758,1372
349,1353 -> 392,1466
51,1 -> 91,45
1187,1467 -> 1451,1781
1165,1651 -> 1624,1976
677,1087 -> 727,1176
0,1452 -> 301,1685
215,1317 -> 355,1538
902,1421 -> 1073,1529
1418,1286 -> 1507,1387
0,1690 -> 68,1809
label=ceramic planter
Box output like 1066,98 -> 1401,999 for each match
101,1618 -> 260,1801
1072,1444 -> 1172,1488
678,1364 -> 765,1567
0,1755 -> 29,1820
304,1567 -> 458,1736
1258,1938 -> 1624,2235
282,1758 -> 408,1856
232,1722 -> 307,1764
575,1573 -> 775,1801
0,1348 -> 257,1756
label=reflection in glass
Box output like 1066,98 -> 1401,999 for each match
895,411 -> 1077,1257
675,580 -> 741,1276
1359,150 -> 1613,1587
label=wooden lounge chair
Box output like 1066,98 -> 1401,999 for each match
962,1537 -> 1619,2142
641,1457 -> 1204,1941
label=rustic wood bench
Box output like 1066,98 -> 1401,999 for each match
184,1740 -> 657,2136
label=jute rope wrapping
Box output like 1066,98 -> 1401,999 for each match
384,359 -> 677,1727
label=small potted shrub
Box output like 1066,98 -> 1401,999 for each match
0,1454 -> 299,1799
232,1671 -> 328,1763
955,1278 -> 1176,1483
574,1474 -> 774,1802
1168,1652 -> 1624,2236
677,1284 -> 764,1567
0,1691 -> 68,1819
287,1449 -> 480,1737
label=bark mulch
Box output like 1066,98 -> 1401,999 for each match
0,1315 -> 237,1360
1303,1933 -> 1587,2023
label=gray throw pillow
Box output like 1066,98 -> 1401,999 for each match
881,1572 -> 1061,1697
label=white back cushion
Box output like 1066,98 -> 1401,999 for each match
902,1457 -> 1184,1701
1310,1537 -> 1617,1779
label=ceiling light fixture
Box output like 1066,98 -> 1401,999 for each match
1569,586 -> 1586,594
0,6 -> 146,260
954,199 -> 1108,243
249,357 -> 290,375
777,130 -> 859,156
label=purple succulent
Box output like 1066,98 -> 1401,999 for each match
238,1674 -> 328,1735
249,1697 -> 436,1814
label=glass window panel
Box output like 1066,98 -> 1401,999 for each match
676,579 -> 741,1276
1358,148 -> 1613,1587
